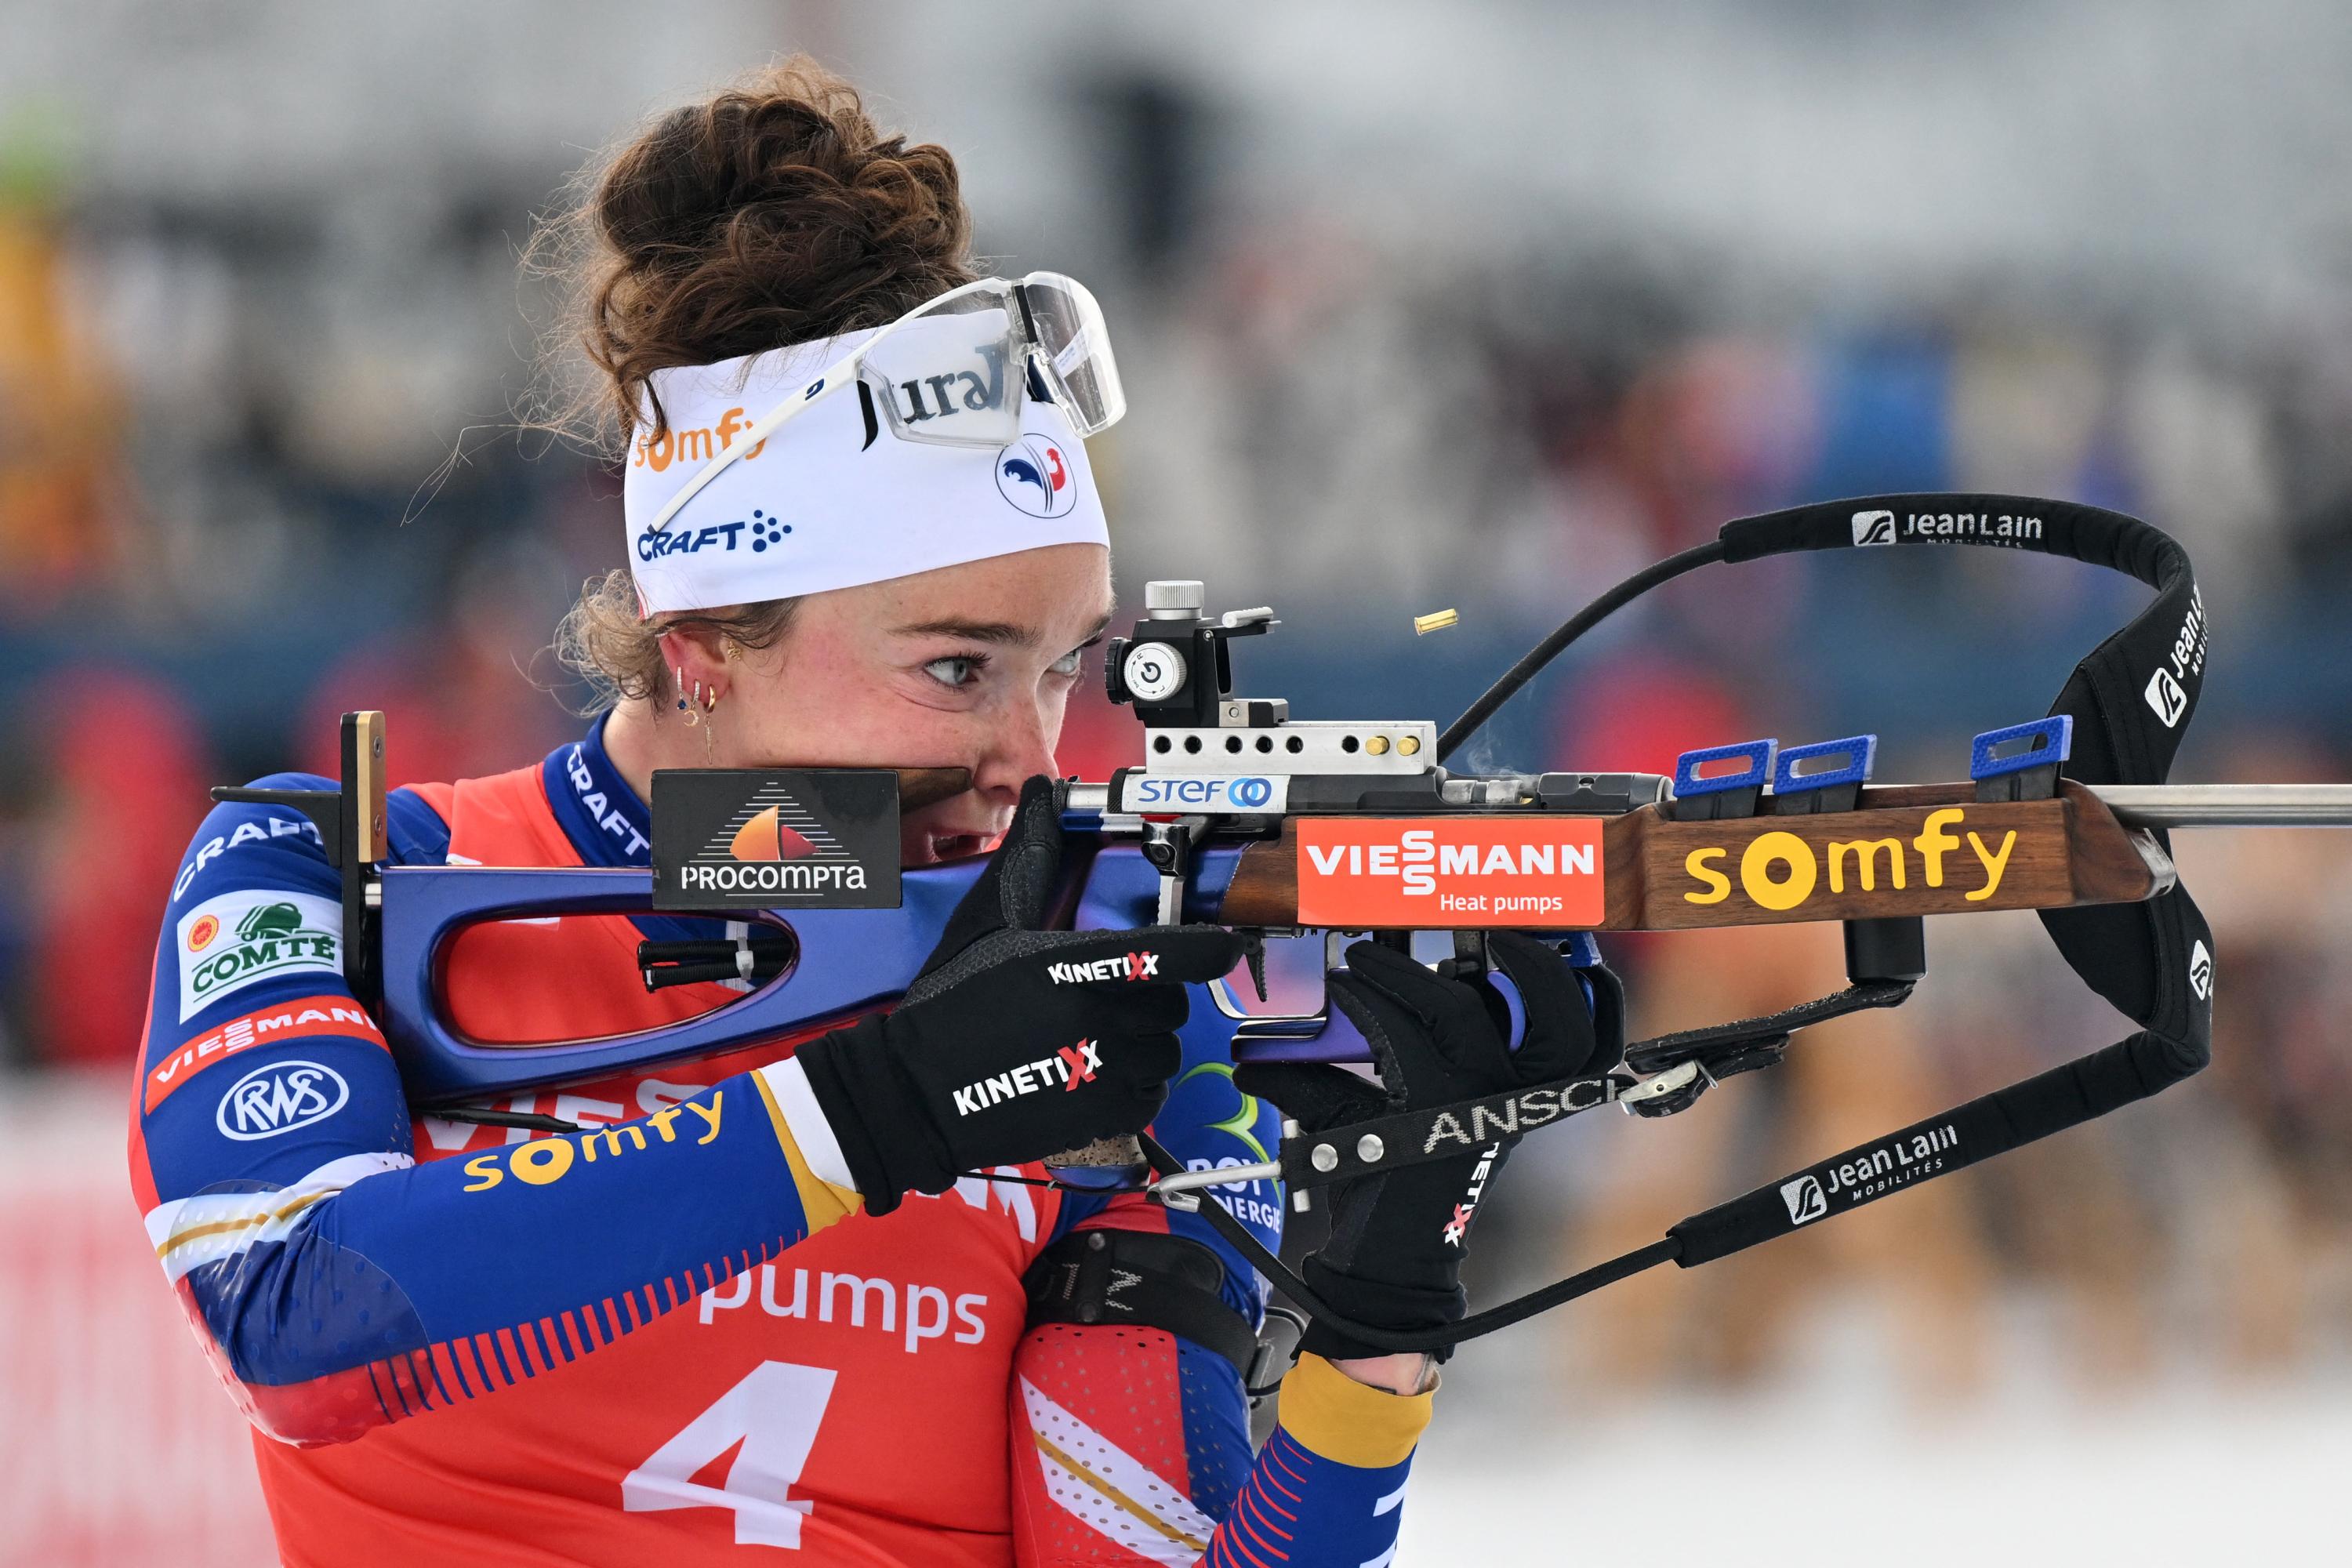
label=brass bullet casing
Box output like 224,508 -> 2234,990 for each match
1413,608 -> 1460,635
1367,735 -> 1391,756
1398,735 -> 1421,756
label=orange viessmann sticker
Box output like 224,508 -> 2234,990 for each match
1294,818 -> 1606,927
144,994 -> 387,1112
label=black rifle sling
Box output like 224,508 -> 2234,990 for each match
1186,495 -> 2218,1356
1674,497 -> 2215,1263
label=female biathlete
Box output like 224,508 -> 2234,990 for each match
128,61 -> 1610,1566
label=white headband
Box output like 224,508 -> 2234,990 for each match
622,325 -> 1109,615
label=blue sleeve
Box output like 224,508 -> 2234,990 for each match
131,779 -> 846,1445
1206,1418 -> 1417,1568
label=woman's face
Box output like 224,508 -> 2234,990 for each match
710,543 -> 1113,865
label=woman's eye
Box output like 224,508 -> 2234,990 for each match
924,656 -> 983,688
1049,648 -> 1083,677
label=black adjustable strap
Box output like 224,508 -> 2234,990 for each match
1621,979 -> 1914,1080
1274,1072 -> 1624,1190
1023,1227 -> 1265,1387
1271,979 -> 1907,1195
1669,1026 -> 2198,1262
1181,495 -> 2217,1356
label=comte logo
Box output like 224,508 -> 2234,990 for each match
173,889 -> 343,1025
1780,1174 -> 1828,1225
1852,510 -> 1896,546
2188,938 -> 2213,1001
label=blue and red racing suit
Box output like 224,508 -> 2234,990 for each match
129,717 -> 1434,1566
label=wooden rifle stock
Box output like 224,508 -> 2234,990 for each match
1216,780 -> 2170,931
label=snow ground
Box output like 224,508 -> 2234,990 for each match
1402,1297 -> 2351,1566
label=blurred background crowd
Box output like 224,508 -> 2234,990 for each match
3,1 -> 2350,1562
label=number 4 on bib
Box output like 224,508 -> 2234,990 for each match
622,1361 -> 838,1548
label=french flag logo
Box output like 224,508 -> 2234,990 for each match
996,437 -> 1077,519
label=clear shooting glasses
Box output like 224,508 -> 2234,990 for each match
647,271 -> 1124,535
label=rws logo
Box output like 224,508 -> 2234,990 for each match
216,1059 -> 350,1141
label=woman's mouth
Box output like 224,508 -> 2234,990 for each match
901,793 -> 1009,866
925,831 -> 987,862
901,813 -> 1001,865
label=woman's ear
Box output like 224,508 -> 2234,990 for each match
656,624 -> 734,712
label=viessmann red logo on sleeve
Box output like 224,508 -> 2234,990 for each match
1294,818 -> 1605,927
143,994 -> 387,1112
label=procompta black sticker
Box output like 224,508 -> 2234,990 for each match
652,770 -> 902,911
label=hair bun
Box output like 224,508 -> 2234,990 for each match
559,56 -> 976,441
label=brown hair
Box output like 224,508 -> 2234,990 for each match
537,56 -> 978,711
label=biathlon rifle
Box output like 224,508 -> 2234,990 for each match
226,493 -> 2352,1354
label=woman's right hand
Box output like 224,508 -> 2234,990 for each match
785,776 -> 1242,1214
1235,932 -> 1621,1363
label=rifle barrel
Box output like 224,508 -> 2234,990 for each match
2088,783 -> 2352,828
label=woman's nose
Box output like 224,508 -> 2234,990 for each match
971,693 -> 1062,804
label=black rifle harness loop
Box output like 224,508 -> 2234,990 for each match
1022,1225 -> 1290,1399
1168,494 -> 2219,1356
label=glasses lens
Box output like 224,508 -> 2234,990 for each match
1017,274 -> 1125,435
858,294 -> 1024,448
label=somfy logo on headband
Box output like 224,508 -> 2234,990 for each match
633,407 -> 768,473
996,437 -> 1077,519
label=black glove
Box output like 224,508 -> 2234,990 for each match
1234,932 -> 1620,1360
794,777 -> 1243,1214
